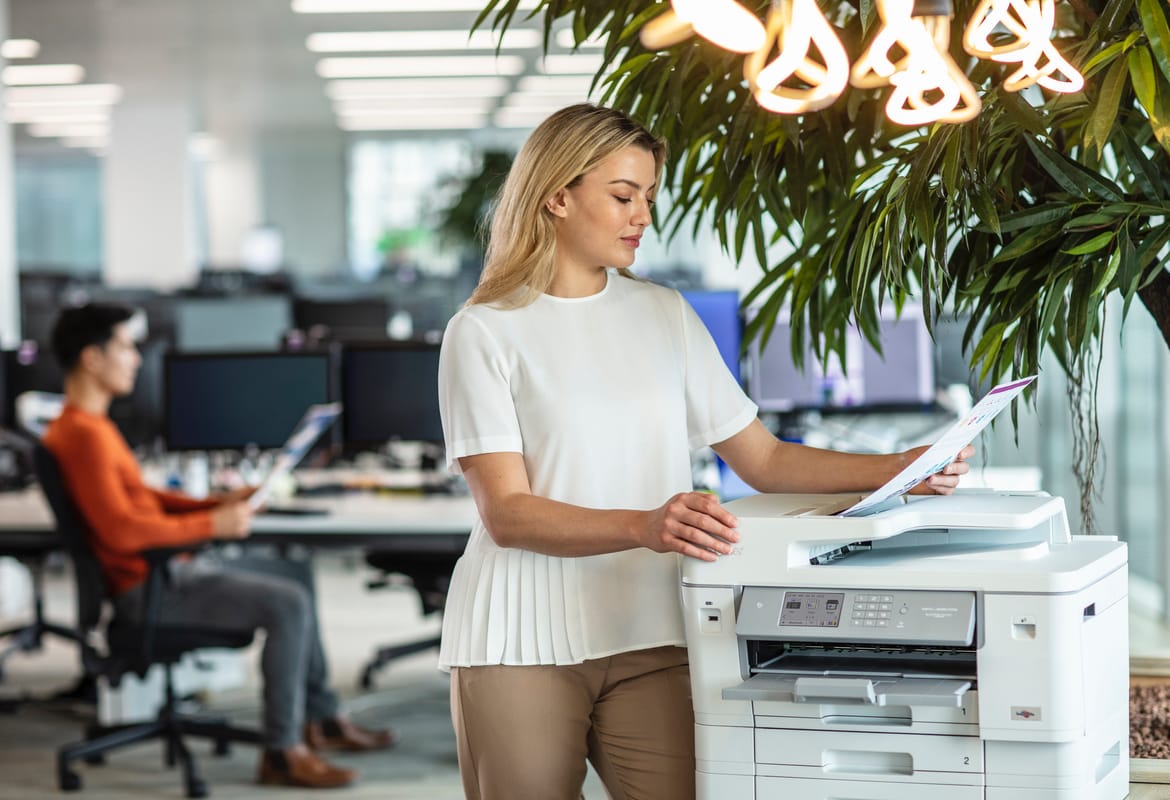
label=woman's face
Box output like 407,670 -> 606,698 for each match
550,145 -> 657,272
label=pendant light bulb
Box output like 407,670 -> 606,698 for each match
640,0 -> 766,54
964,0 -> 1083,93
745,0 -> 849,114
850,0 -> 981,125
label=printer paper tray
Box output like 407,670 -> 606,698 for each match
724,672 -> 972,708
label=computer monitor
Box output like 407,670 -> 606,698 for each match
2,342 -> 64,430
680,289 -> 742,382
173,295 -> 292,352
747,305 -> 935,412
164,352 -> 332,450
293,298 -> 391,341
746,315 -> 849,412
340,342 -> 443,449
856,306 -> 935,409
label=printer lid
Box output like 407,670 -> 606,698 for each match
722,492 -> 1068,549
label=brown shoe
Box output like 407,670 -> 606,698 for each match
257,745 -> 357,789
305,717 -> 397,752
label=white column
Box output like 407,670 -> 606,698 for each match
0,0 -> 19,347
203,142 -> 262,268
102,86 -> 198,290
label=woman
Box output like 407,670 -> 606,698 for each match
437,103 -> 971,800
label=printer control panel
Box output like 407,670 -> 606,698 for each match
738,587 -> 976,647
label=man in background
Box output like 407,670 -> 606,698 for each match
43,303 -> 393,789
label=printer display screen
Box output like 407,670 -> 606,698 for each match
778,592 -> 845,627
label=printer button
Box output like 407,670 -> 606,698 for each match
876,620 -> 888,627
864,620 -> 877,626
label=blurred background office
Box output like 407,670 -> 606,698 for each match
0,0 -> 1169,796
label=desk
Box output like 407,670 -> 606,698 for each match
0,487 -> 477,553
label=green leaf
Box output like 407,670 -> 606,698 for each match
1063,230 -> 1116,255
991,203 -> 1073,233
1024,137 -> 1124,201
1139,0 -> 1170,85
1086,58 -> 1129,157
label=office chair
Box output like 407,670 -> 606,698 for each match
33,445 -> 261,798
0,542 -> 84,685
359,551 -> 457,689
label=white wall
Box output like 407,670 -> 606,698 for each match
0,0 -> 20,347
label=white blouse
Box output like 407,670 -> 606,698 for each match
437,270 -> 757,668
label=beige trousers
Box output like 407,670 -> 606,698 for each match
450,645 -> 696,800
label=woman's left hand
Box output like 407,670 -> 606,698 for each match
905,444 -> 974,495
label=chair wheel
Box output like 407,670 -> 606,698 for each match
187,777 -> 208,798
59,770 -> 82,791
84,753 -> 105,765
213,738 -> 230,756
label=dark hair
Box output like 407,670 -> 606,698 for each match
50,303 -> 137,371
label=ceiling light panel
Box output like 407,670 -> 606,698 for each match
1,39 -> 41,59
326,76 -> 510,100
538,55 -> 606,75
3,64 -> 86,86
317,55 -> 526,78
307,29 -> 541,53
4,83 -> 123,106
26,121 -> 109,138
334,96 -> 495,114
294,0 -> 537,12
516,75 -> 598,94
338,113 -> 488,131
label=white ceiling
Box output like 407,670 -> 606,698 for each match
5,0 -> 605,147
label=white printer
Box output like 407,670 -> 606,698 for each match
682,491 -> 1129,800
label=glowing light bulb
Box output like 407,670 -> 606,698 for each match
744,0 -> 849,114
640,0 -> 766,54
964,0 -> 1083,93
850,0 -> 981,125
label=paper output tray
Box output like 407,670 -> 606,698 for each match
723,672 -> 971,708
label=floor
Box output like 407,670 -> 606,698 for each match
0,554 -> 1168,799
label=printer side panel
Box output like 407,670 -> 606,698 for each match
981,564 -> 1129,799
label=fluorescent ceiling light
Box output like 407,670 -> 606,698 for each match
3,64 -> 86,86
503,93 -> 593,109
4,83 -> 123,106
27,121 -> 109,138
338,113 -> 487,131
539,54 -> 605,75
554,30 -> 605,49
317,55 -> 525,78
1,39 -> 41,59
307,29 -> 540,53
516,75 -> 598,94
61,135 -> 109,149
326,76 -> 509,100
5,108 -> 109,125
334,96 -> 495,114
493,107 -> 562,128
295,0 -> 537,12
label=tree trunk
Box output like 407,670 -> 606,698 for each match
1139,268 -> 1170,350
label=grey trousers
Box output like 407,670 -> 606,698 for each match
114,553 -> 340,749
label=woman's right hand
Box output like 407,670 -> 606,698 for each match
210,501 -> 254,540
640,492 -> 739,562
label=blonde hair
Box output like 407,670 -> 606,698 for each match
467,103 -> 667,308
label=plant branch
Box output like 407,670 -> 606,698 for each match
1138,267 -> 1170,349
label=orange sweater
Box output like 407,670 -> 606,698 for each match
43,405 -> 216,596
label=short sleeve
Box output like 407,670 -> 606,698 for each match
678,293 -> 758,449
438,311 -> 524,474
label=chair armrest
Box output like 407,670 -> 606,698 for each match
136,540 -> 212,663
139,540 -> 211,565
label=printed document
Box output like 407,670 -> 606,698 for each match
839,376 -> 1037,517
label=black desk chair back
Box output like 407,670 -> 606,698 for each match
33,444 -> 261,798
